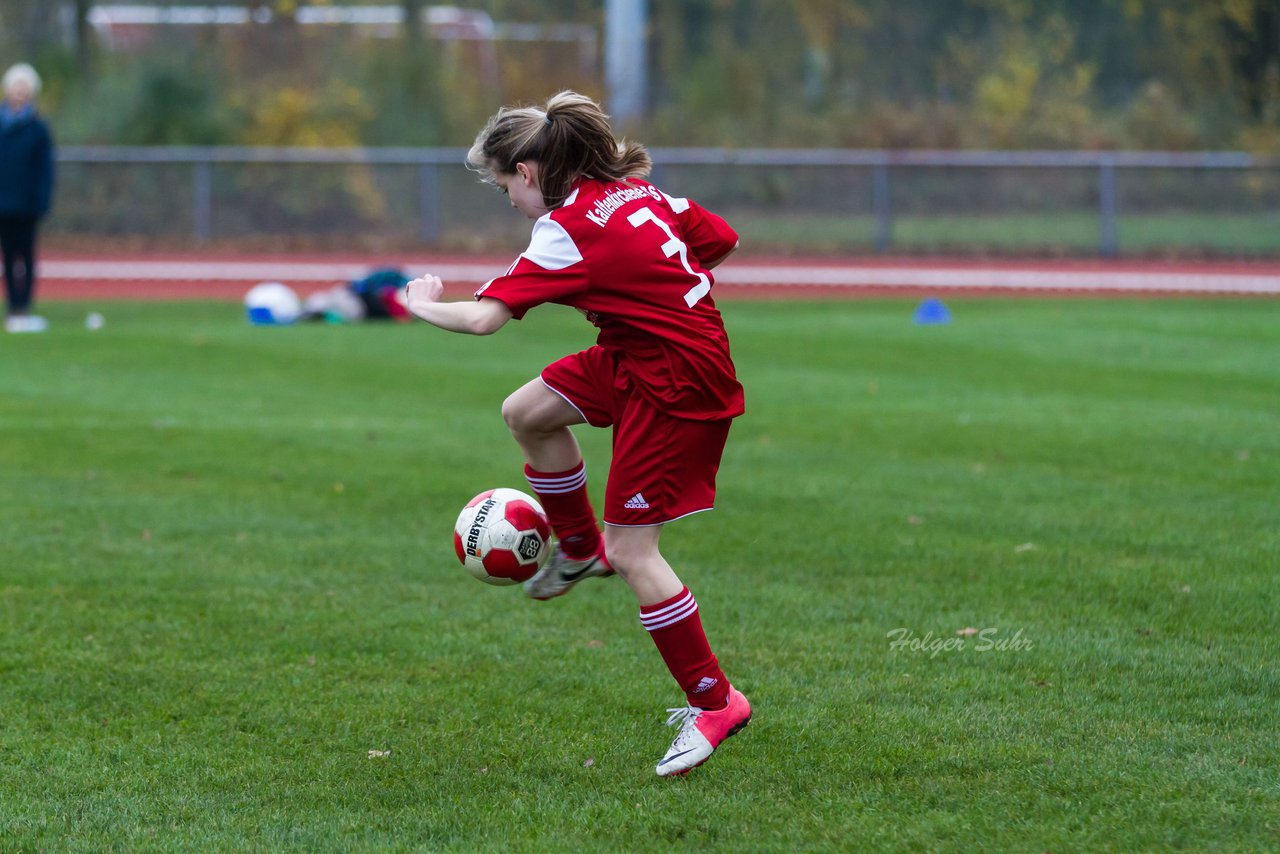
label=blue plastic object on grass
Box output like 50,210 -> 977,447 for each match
913,298 -> 951,325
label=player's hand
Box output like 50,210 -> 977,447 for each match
405,275 -> 445,315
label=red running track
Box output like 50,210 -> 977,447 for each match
36,252 -> 1280,300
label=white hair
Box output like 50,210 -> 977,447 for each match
3,63 -> 41,96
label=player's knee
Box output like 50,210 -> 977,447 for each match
603,539 -> 627,574
501,392 -> 532,436
604,535 -> 658,578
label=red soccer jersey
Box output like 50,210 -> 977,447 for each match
475,178 -> 744,421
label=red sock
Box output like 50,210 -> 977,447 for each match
524,461 -> 601,559
640,586 -> 730,710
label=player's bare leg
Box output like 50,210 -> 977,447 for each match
502,378 -> 585,472
503,378 -> 612,598
606,524 -> 751,776
602,523 -> 681,606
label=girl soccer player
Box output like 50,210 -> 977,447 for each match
405,91 -> 750,776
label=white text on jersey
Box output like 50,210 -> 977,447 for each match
584,185 -> 667,227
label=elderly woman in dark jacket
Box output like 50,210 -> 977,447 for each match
0,63 -> 54,333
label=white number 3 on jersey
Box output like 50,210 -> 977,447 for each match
626,207 -> 712,307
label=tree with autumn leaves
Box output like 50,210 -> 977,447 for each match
0,0 -> 1276,150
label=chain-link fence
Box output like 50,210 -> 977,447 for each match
52,147 -> 1280,256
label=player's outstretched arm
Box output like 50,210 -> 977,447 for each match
702,240 -> 739,270
405,275 -> 513,336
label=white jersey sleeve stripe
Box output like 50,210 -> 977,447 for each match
521,216 -> 584,271
474,255 -> 520,298
661,191 -> 691,214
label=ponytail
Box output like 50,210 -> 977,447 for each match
467,90 -> 652,209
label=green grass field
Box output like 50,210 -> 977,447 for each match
2,298 -> 1278,852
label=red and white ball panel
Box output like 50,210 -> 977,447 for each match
453,488 -> 551,585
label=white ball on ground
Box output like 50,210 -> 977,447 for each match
244,282 -> 302,325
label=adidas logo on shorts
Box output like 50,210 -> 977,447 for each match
624,492 -> 650,509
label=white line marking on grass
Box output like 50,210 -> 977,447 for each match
715,267 -> 1280,294
39,259 -> 1280,294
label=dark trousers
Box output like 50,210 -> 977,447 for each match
0,214 -> 38,314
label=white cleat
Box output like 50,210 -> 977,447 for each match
656,686 -> 752,777
523,544 -> 612,600
5,315 -> 47,333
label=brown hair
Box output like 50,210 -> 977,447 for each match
466,90 -> 652,209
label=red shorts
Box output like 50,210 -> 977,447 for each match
541,347 -> 732,527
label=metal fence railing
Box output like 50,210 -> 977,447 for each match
53,147 -> 1280,256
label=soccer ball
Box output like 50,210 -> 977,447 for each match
453,488 -> 551,585
244,281 -> 302,325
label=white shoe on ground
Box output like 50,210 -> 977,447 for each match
5,315 -> 47,333
656,686 -> 752,777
